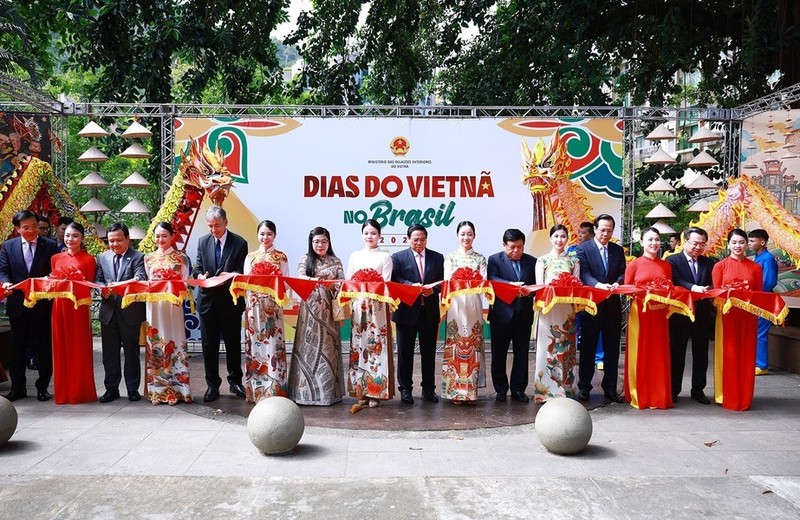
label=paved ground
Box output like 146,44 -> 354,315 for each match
1,340 -> 799,519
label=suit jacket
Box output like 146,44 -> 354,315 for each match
575,240 -> 626,287
192,230 -> 248,315
666,252 -> 715,324
390,247 -> 445,326
0,236 -> 58,317
96,247 -> 147,326
487,251 -> 536,324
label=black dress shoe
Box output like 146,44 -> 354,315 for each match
672,393 -> 679,403
37,389 -> 51,402
422,390 -> 439,403
511,391 -> 530,403
575,389 -> 590,402
605,391 -> 625,403
99,389 -> 120,403
204,387 -> 220,402
400,389 -> 414,404
229,383 -> 246,398
496,393 -> 507,402
691,392 -> 711,405
128,391 -> 142,402
5,389 -> 27,401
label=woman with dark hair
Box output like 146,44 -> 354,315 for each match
287,227 -> 345,405
143,222 -> 192,405
532,224 -> 580,402
51,222 -> 97,404
712,228 -> 763,411
623,227 -> 675,409
441,220 -> 488,404
243,219 -> 290,401
345,218 -> 394,408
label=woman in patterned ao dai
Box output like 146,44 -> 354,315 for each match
345,219 -> 394,408
143,222 -> 192,405
441,221 -> 488,404
244,220 -> 290,402
287,227 -> 346,405
533,225 -> 580,403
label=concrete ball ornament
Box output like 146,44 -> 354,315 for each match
535,397 -> 593,455
247,397 -> 305,455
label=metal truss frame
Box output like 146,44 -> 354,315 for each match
4,78 -> 800,233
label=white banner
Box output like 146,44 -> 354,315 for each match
177,116 -> 623,269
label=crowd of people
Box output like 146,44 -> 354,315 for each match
0,207 -> 781,412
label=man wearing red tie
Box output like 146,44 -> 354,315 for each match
391,224 -> 445,404
0,210 -> 59,401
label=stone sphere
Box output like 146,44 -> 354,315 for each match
247,397 -> 305,455
0,396 -> 18,447
535,397 -> 593,455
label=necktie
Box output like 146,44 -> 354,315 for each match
214,238 -> 222,269
24,241 -> 34,272
512,260 -> 521,280
601,246 -> 609,274
113,254 -> 122,281
416,252 -> 425,282
690,258 -> 699,283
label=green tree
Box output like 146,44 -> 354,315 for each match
286,0 -> 483,104
0,1 -> 40,84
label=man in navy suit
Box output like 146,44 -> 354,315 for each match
391,224 -> 445,404
193,205 -> 248,402
575,214 -> 626,403
487,228 -> 536,402
95,223 -> 147,403
667,227 -> 714,404
0,210 -> 59,401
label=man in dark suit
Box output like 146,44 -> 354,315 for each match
193,205 -> 248,402
95,222 -> 147,403
0,210 -> 59,401
666,227 -> 714,404
575,214 -> 626,403
391,224 -> 445,404
487,228 -> 536,403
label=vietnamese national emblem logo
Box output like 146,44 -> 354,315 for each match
390,136 -> 410,156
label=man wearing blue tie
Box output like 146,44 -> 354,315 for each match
487,228 -> 537,402
192,206 -> 248,402
575,214 -> 626,403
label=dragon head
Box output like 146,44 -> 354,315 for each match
179,139 -> 233,207
521,131 -> 571,193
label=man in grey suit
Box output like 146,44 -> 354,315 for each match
193,205 -> 248,402
0,210 -> 59,401
96,222 -> 147,403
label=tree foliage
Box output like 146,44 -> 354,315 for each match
0,1 -> 40,85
